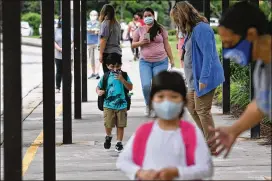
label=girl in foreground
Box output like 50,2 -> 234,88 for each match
116,71 -> 213,180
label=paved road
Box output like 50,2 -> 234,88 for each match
0,44 -> 43,138
0,43 -> 42,104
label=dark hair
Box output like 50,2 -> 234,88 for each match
143,7 -> 163,41
57,16 -> 62,28
106,54 -> 122,66
99,4 -> 117,24
219,1 -> 269,36
149,71 -> 188,118
136,12 -> 143,19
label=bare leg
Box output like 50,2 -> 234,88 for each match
105,127 -> 112,136
117,127 -> 124,142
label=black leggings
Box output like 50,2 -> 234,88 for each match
129,38 -> 139,57
55,58 -> 62,89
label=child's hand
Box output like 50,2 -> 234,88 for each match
97,90 -> 105,96
114,72 -> 124,82
158,167 -> 179,181
136,169 -> 159,180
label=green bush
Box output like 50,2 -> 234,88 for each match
211,26 -> 218,34
215,46 -> 250,112
21,12 -> 41,36
168,29 -> 177,36
230,81 -> 250,109
168,35 -> 177,42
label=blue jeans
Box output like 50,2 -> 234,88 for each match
139,57 -> 169,105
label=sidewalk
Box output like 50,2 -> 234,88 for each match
21,47 -> 271,180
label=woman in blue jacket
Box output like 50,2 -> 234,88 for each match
171,1 -> 225,149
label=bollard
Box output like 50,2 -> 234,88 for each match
222,0 -> 231,114
81,0 -> 88,102
62,0 -> 72,144
3,0 -> 22,179
74,0 -> 82,119
42,0 -> 56,180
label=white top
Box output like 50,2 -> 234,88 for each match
116,121 -> 213,180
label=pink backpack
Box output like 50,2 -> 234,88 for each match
132,120 -> 197,167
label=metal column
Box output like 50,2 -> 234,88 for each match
81,0 -> 88,102
222,0 -> 230,114
74,0 -> 82,119
3,0 -> 22,179
62,0 -> 72,144
42,0 -> 56,180
249,0 -> 260,139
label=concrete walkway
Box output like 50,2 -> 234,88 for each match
6,45 -> 271,180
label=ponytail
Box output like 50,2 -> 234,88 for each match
148,20 -> 162,41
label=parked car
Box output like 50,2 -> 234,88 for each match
39,19 -> 59,36
210,17 -> 219,27
21,21 -> 33,36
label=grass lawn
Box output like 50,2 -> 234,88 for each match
29,35 -> 41,38
168,34 -> 222,68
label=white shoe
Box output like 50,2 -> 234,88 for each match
144,106 -> 156,118
150,110 -> 156,118
144,106 -> 149,117
56,88 -> 60,93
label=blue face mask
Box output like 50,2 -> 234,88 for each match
144,16 -> 154,25
223,39 -> 252,66
152,100 -> 184,121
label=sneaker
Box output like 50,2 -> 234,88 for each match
56,88 -> 61,93
96,74 -> 100,79
104,135 -> 112,149
115,142 -> 123,153
88,74 -> 96,79
150,110 -> 156,118
144,106 -> 149,117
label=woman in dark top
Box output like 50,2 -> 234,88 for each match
99,4 -> 122,73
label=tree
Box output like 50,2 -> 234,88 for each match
109,0 -> 170,26
21,1 -> 40,14
260,0 -> 272,21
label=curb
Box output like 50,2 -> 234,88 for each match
0,38 -> 41,48
21,41 -> 41,48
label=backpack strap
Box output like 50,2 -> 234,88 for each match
180,120 -> 196,166
121,71 -> 129,94
132,121 -> 154,167
102,72 -> 110,92
132,120 -> 196,168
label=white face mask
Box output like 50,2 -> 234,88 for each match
90,15 -> 97,21
152,100 -> 184,121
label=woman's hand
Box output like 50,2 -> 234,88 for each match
199,82 -> 207,90
169,59 -> 175,68
99,54 -> 103,63
140,38 -> 150,46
